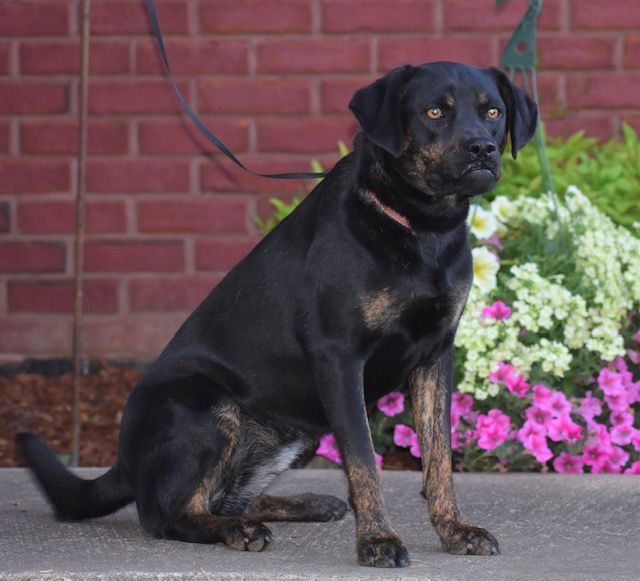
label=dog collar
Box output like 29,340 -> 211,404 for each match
368,191 -> 411,229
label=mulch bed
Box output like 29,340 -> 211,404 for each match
1,367 -> 142,467
1,365 -> 419,470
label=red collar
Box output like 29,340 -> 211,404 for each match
368,191 -> 411,229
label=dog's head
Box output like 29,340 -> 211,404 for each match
349,62 -> 537,198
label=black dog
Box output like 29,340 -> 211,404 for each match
18,62 -> 537,568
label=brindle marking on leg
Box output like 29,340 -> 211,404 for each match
248,493 -> 349,522
344,463 -> 410,568
410,362 -> 499,556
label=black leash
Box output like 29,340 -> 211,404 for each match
144,0 -> 328,181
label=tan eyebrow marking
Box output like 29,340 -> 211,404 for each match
444,95 -> 455,107
479,93 -> 490,105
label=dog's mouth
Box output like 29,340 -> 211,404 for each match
461,162 -> 500,180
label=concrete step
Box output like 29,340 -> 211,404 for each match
1,468 -> 638,580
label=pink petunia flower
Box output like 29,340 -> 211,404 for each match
377,391 -> 405,417
374,452 -> 384,469
547,414 -> 583,444
591,458 -> 622,474
518,420 -> 546,447
393,424 -> 415,448
598,368 -> 624,394
524,435 -> 553,463
636,328 -> 640,344
582,442 -> 611,467
608,445 -> 630,468
548,391 -> 572,417
489,362 -> 517,385
609,409 -> 634,426
603,384 -> 629,412
451,392 -> 474,418
624,461 -> 640,474
610,423 -> 636,447
628,350 -> 640,365
631,431 -> 640,452
476,409 -> 511,451
505,374 -> 530,398
532,384 -> 553,409
481,300 -> 512,321
409,432 -> 421,458
316,433 -> 342,464
579,391 -> 602,422
525,405 -> 553,428
553,451 -> 584,474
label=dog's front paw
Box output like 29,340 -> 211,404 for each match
221,519 -> 273,552
357,535 -> 411,568
442,523 -> 499,556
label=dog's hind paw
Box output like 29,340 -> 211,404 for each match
357,535 -> 411,568
221,519 -> 273,552
300,493 -> 349,521
442,523 -> 499,556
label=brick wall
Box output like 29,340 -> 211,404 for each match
1,0 -> 639,360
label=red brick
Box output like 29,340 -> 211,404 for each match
624,36 -> 640,69
545,113 -> 613,140
87,159 -> 190,194
571,0 -> 640,30
258,39 -> 370,73
446,0 -> 561,31
0,122 -> 9,154
257,117 -> 357,153
323,0 -> 435,33
84,241 -> 184,273
136,39 -> 249,75
0,160 -> 70,194
82,315 -> 185,358
379,38 -> 494,71
20,121 -> 129,155
567,74 -> 640,109
8,279 -> 119,313
20,40 -> 130,75
137,199 -> 248,234
0,82 -> 68,114
0,202 -> 10,233
0,318 -> 71,355
91,0 -> 189,35
198,79 -> 311,115
138,118 -> 249,155
0,242 -> 66,273
321,77 -> 376,114
18,200 -> 127,234
0,2 -> 69,36
200,156 -> 318,195
89,81 -> 188,115
200,0 -> 312,34
0,42 -> 10,75
128,276 -> 217,311
537,36 -> 616,70
196,238 -> 260,271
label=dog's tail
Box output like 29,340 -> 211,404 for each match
16,432 -> 134,521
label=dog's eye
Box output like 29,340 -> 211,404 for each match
487,108 -> 501,120
426,107 -> 444,120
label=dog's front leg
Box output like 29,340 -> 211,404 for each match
315,353 -> 410,568
409,352 -> 500,556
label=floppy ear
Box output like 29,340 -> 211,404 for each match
488,67 -> 538,159
348,65 -> 414,158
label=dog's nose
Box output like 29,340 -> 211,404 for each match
465,138 -> 497,160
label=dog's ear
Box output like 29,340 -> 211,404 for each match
349,65 -> 414,158
488,67 -> 538,159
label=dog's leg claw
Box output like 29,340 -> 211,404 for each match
357,536 -> 411,568
222,520 -> 272,552
442,523 -> 499,556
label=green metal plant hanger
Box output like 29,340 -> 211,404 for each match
496,0 -> 556,199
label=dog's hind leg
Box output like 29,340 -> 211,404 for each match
247,493 -> 349,522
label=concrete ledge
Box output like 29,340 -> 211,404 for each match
1,468 -> 638,580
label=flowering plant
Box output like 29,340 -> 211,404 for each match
316,186 -> 640,472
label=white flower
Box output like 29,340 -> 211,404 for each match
491,196 -> 517,223
468,206 -> 498,239
471,247 -> 499,293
